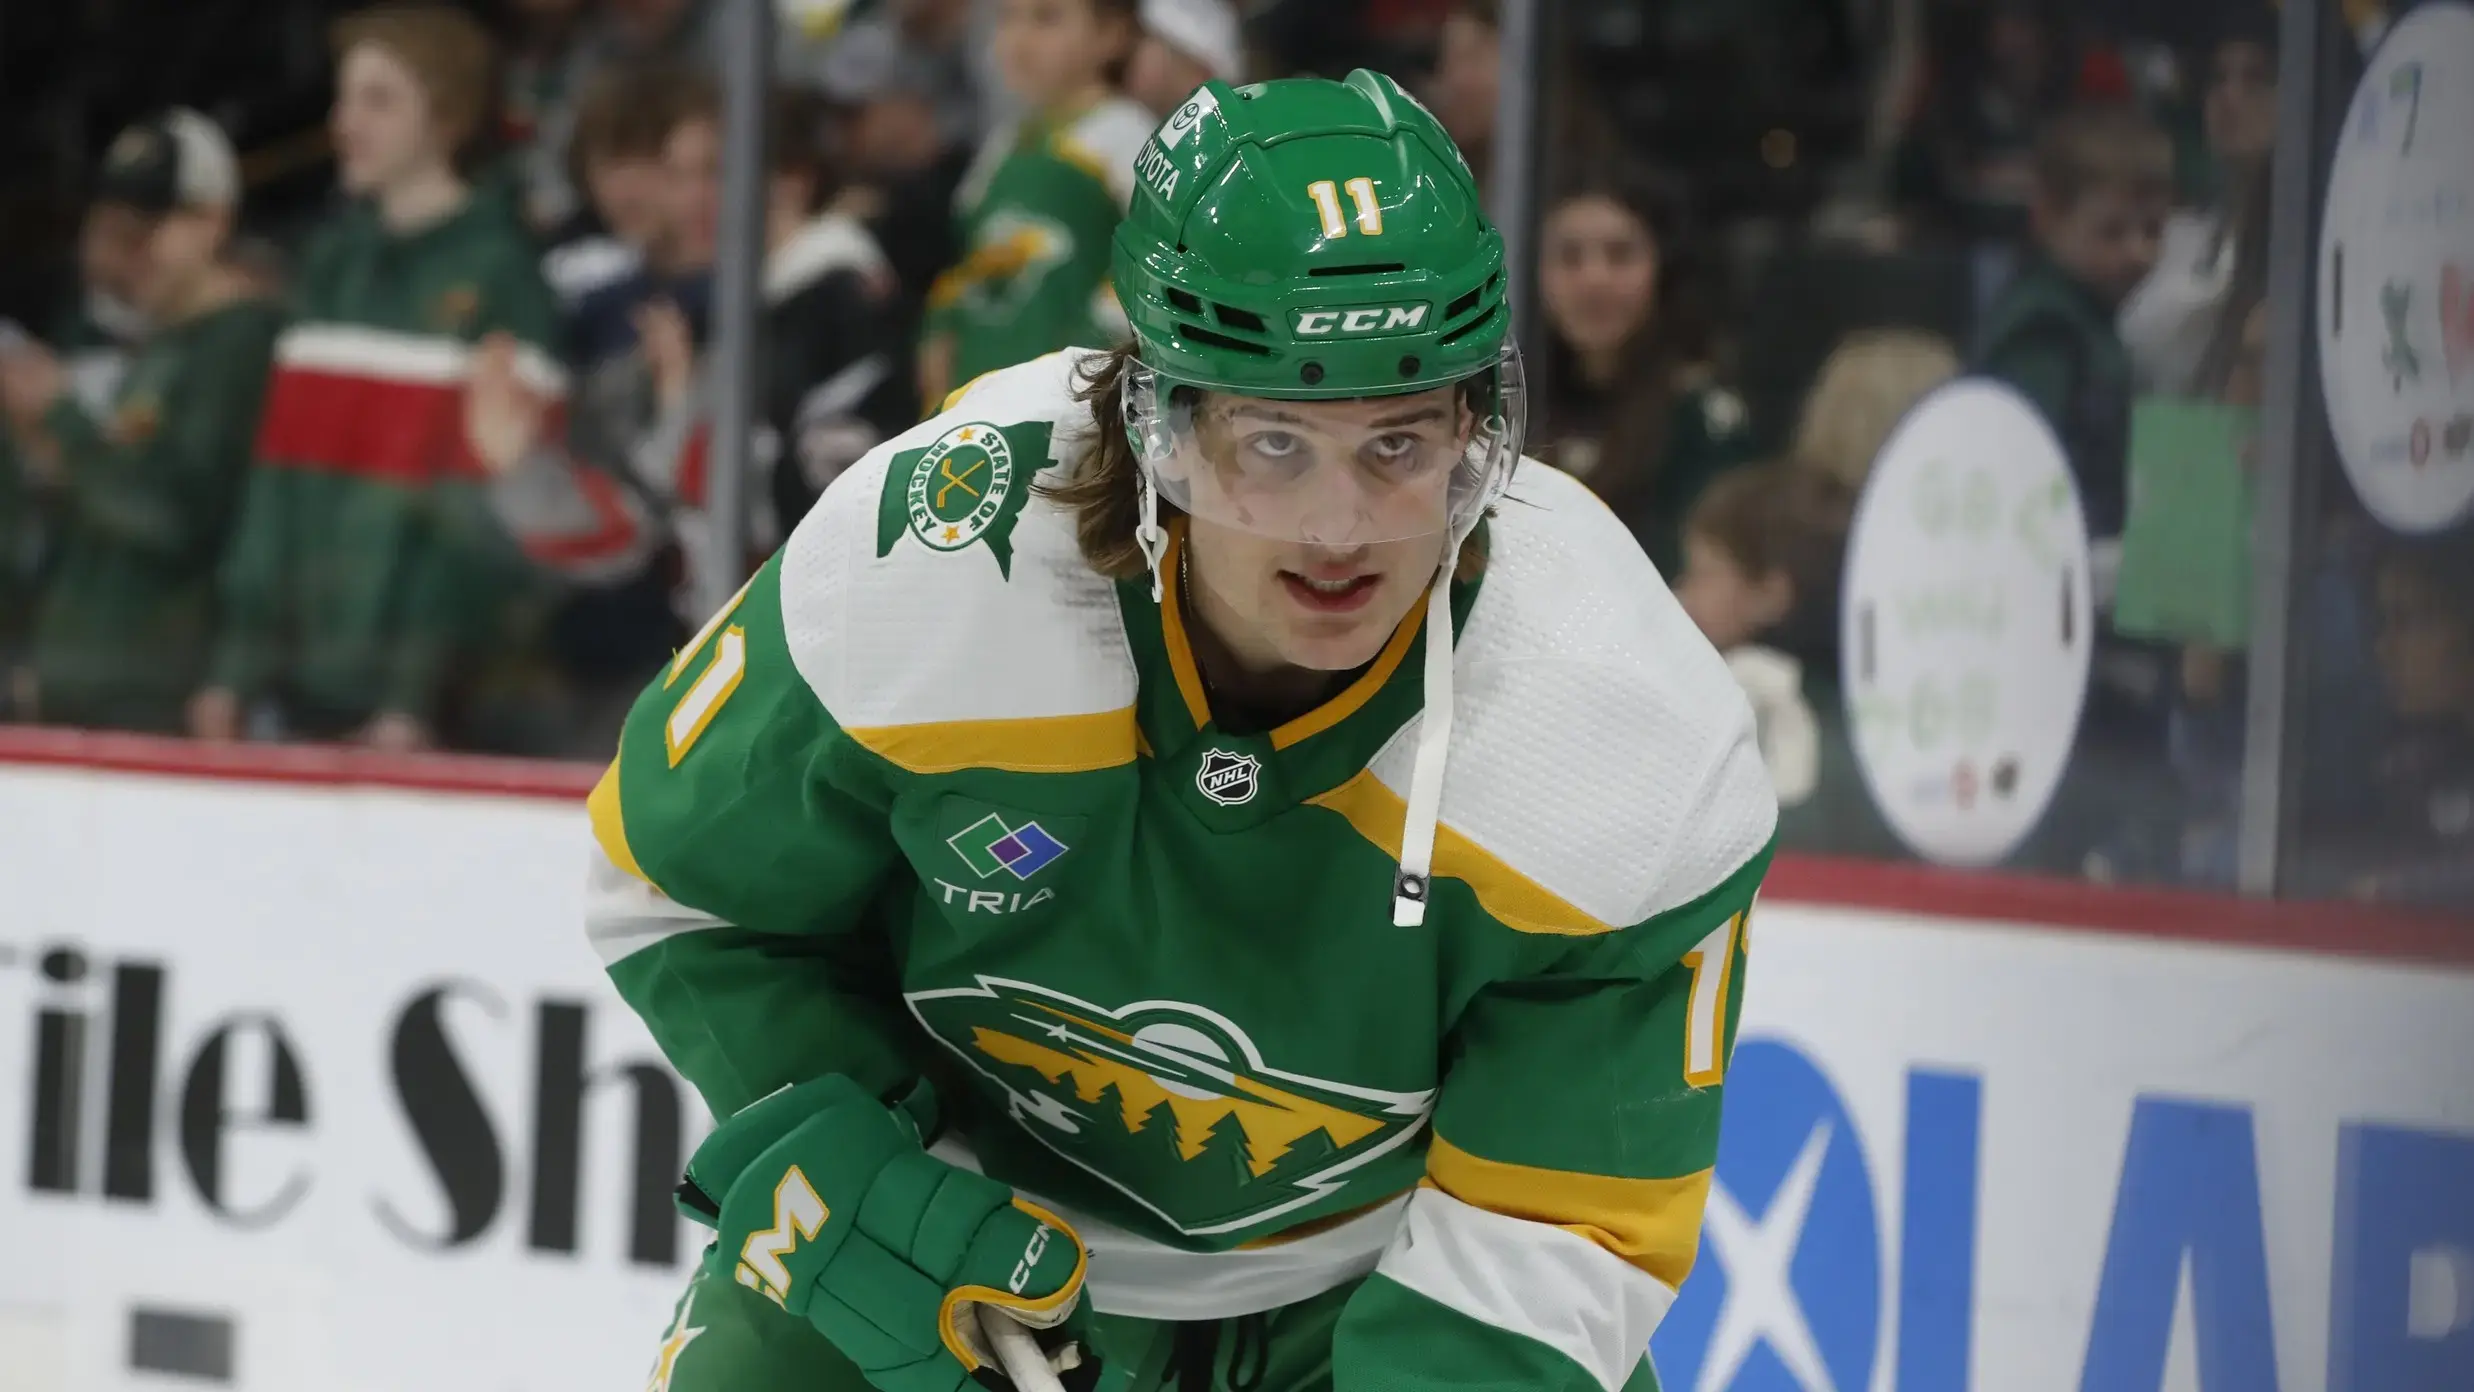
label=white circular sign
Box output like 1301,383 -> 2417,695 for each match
2318,1 -> 2474,533
1839,379 -> 2094,867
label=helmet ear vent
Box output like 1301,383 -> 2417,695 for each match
1398,355 -> 1421,377
1300,362 -> 1326,386
1212,303 -> 1268,333
1177,323 -> 1272,356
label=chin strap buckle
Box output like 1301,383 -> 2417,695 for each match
1391,870 -> 1429,927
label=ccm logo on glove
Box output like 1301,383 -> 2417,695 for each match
1010,1223 -> 1052,1294
735,1166 -> 829,1307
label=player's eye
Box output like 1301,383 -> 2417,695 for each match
1361,432 -> 1439,477
1244,430 -> 1304,460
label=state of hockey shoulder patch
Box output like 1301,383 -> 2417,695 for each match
876,420 -> 1049,577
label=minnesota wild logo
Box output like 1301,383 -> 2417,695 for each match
906,978 -> 1431,1236
879,421 -> 1046,578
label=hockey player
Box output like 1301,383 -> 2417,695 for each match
587,71 -> 1775,1392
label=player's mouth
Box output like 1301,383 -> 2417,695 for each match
1279,568 -> 1381,614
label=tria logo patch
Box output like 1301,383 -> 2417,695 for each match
1195,748 -> 1261,806
948,812 -> 1070,881
904,977 -> 1432,1235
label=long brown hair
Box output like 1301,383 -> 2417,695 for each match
1037,347 -> 1489,581
1535,163 -> 1718,518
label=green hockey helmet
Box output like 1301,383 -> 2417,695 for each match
1111,70 -> 1523,549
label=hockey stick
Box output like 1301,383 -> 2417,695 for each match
980,1308 -> 1070,1392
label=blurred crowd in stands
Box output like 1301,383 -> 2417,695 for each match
0,0 -> 2465,911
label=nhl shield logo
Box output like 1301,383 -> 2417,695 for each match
1195,748 -> 1261,806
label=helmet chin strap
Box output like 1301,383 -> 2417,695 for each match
1135,469 -> 1167,604
1391,520 -> 1475,927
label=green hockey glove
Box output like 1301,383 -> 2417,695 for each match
675,1075 -> 1098,1392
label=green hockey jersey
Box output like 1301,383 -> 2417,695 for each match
28,294 -> 285,732
925,98 -> 1155,388
211,196 -> 563,731
586,351 -> 1777,1391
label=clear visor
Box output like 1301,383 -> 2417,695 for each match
1124,344 -> 1525,545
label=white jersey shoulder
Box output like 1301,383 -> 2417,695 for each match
1369,465 -> 1777,931
775,351 -> 1136,752
1057,98 -> 1161,211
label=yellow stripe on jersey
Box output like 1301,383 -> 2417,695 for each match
1155,520 -> 1431,749
940,370 -> 998,414
846,708 -> 1139,775
1307,772 -> 1612,936
1425,1134 -> 1713,1289
589,758 -> 649,885
1048,136 -> 1113,189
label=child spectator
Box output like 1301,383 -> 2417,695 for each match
1975,103 -> 2170,549
0,112 -> 283,735
0,159 -> 168,709
564,63 -> 728,373
1789,328 -> 1959,489
1980,106 -> 2178,882
1127,0 -> 1243,118
1532,163 -> 1755,575
916,0 -> 1151,406
1670,460 -> 1891,853
465,88 -> 913,753
539,61 -> 689,310
196,4 -> 563,752
1674,460 -> 1852,666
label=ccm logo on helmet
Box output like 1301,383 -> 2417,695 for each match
1291,304 -> 1430,338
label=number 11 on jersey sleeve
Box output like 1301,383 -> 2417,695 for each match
1681,910 -> 1748,1087
665,578 -> 756,766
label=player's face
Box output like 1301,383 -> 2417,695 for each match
332,44 -> 448,195
1186,517 -> 1450,674
1181,388 -> 1468,674
1539,195 -> 1658,361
